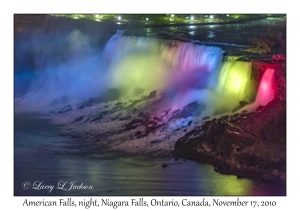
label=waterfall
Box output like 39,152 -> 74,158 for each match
255,68 -> 275,106
215,60 -> 254,111
105,34 -> 225,101
103,34 -> 224,72
15,31 -> 274,115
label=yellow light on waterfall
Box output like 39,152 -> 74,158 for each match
234,78 -> 242,91
111,53 -> 172,97
215,61 -> 253,110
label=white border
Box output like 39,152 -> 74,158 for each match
3,0 -> 296,209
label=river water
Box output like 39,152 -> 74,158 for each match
14,113 -> 285,196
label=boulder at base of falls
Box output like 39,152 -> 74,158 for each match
170,101 -> 206,120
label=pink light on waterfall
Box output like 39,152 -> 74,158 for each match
255,68 -> 275,106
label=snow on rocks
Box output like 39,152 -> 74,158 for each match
47,91 -> 207,157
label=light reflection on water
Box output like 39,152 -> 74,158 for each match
14,113 -> 285,196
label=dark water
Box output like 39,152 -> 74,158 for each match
122,17 -> 286,57
14,113 -> 285,196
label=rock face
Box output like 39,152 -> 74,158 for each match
201,141 -> 214,153
174,97 -> 286,185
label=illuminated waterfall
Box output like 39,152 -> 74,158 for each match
15,31 -> 275,115
104,34 -> 224,99
255,68 -> 275,106
215,60 -> 254,110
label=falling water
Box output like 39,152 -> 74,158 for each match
255,68 -> 275,106
215,60 -> 254,111
15,31 -> 273,116
105,34 -> 225,111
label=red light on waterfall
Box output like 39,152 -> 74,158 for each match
255,68 -> 275,106
261,82 -> 268,91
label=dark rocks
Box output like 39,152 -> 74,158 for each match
206,122 -> 219,137
124,118 -> 144,130
170,101 -> 206,120
73,116 -> 84,123
202,116 -> 210,120
239,101 -> 248,107
172,109 -> 180,114
102,88 -> 120,102
174,98 -> 286,185
119,117 -> 130,121
100,110 -> 114,116
162,163 -> 168,168
185,101 -> 202,113
201,141 -> 214,153
68,131 -> 81,138
219,115 -> 229,122
132,108 -> 137,114
232,101 -> 249,113
78,104 -> 87,110
184,129 -> 202,138
50,96 -> 70,107
83,118 -> 90,123
90,114 -> 103,123
241,99 -> 286,144
127,100 -> 139,109
148,90 -> 157,99
58,105 -> 72,114
135,131 -> 142,136
79,89 -> 120,110
115,101 -> 123,107
78,98 -> 100,109
150,140 -> 162,143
